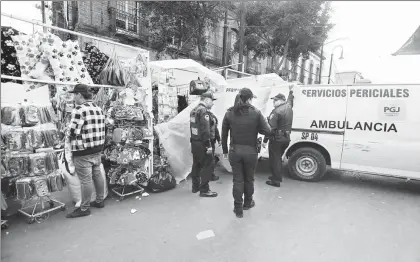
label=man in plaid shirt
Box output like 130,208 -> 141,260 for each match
66,84 -> 106,218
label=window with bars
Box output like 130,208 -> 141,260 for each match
116,1 -> 139,33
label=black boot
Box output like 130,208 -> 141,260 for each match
243,200 -> 255,210
199,190 -> 218,197
210,174 -> 219,181
192,187 -> 199,193
90,201 -> 105,208
233,207 -> 243,218
266,180 -> 281,187
66,208 -> 91,218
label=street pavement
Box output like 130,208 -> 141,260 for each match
1,161 -> 420,262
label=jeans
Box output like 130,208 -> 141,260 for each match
268,140 -> 290,182
229,145 -> 258,209
73,153 -> 105,210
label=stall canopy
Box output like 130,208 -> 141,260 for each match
150,59 -> 228,93
392,25 -> 420,56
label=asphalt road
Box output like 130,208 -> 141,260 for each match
2,161 -> 420,262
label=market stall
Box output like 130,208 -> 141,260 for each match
154,73 -> 291,180
149,59 -> 228,186
1,13 -> 155,223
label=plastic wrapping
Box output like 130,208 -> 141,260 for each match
3,152 -> 30,178
99,50 -> 126,86
16,177 -> 34,201
20,105 -> 40,127
29,152 -> 47,176
33,176 -> 50,197
2,127 -> 26,151
25,128 -> 45,150
1,106 -> 21,126
38,105 -> 58,124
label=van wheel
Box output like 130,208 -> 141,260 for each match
288,147 -> 327,182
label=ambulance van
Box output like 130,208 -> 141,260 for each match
260,84 -> 420,182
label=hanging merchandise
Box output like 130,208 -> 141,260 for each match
1,27 -> 22,83
11,32 -> 55,90
98,49 -> 126,87
82,43 -> 110,85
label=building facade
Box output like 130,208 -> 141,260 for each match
56,1 -> 324,83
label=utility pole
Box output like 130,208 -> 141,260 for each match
222,4 -> 228,67
41,1 -> 47,32
238,2 -> 245,77
318,44 -> 324,84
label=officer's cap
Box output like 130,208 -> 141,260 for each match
239,88 -> 257,99
201,92 -> 217,101
271,93 -> 286,101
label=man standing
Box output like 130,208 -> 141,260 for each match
190,92 -> 218,197
263,86 -> 294,188
66,84 -> 106,218
208,110 -> 220,181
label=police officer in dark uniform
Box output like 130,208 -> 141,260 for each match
263,86 -> 294,187
221,88 -> 272,218
190,92 -> 218,197
208,110 -> 221,181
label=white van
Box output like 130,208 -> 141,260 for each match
260,84 -> 420,182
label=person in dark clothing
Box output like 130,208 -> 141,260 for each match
222,88 -> 272,218
190,92 -> 218,197
263,87 -> 294,187
208,111 -> 221,181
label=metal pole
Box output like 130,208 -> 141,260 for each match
328,53 -> 334,84
222,4 -> 228,67
238,2 -> 245,77
319,43 -> 324,84
41,1 -> 47,32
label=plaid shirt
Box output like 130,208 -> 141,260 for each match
68,101 -> 105,152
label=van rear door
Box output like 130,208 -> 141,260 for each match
340,84 -> 420,179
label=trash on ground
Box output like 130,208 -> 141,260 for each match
131,209 -> 137,214
278,196 -> 282,199
196,230 -> 215,240
135,196 -> 140,199
142,192 -> 149,197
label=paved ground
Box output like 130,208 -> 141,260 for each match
2,161 -> 420,262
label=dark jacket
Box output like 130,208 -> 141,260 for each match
221,104 -> 271,154
190,102 -> 211,148
263,91 -> 294,143
208,111 -> 220,144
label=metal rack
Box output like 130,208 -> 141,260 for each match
18,195 -> 66,224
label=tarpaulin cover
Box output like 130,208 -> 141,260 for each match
154,74 -> 289,182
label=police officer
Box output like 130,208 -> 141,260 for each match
208,110 -> 221,181
221,88 -> 272,218
190,92 -> 218,197
263,86 -> 294,188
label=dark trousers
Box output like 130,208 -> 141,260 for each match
228,145 -> 258,209
268,140 -> 290,183
191,141 -> 214,193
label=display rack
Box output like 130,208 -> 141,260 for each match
1,220 -> 9,229
111,184 -> 144,201
1,13 -> 154,213
18,196 -> 66,224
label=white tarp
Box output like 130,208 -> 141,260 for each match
154,73 -> 291,182
150,59 -> 228,93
